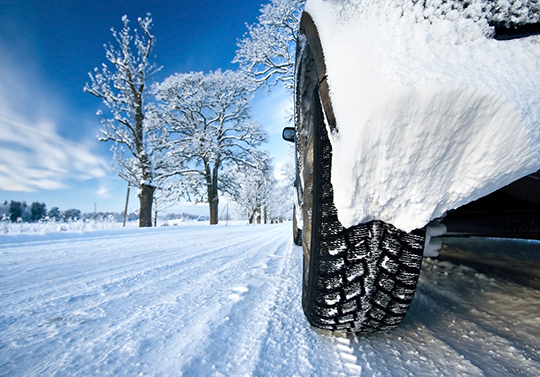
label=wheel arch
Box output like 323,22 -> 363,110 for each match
297,12 -> 337,132
294,11 -> 337,231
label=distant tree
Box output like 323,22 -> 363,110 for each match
164,212 -> 199,221
267,182 -> 294,223
30,202 -> 47,222
81,211 -> 121,222
9,201 -> 22,222
233,164 -> 275,224
84,14 -> 164,227
154,70 -> 269,224
63,209 -> 82,222
127,212 -> 139,222
0,200 -> 8,220
21,202 -> 31,223
233,0 -> 304,90
48,207 -> 62,222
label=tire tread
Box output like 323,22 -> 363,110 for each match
303,100 -> 425,333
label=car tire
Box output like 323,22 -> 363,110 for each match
300,86 -> 425,333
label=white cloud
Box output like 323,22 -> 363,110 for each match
0,46 -> 109,193
0,114 -> 108,192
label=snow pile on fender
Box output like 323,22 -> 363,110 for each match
304,0 -> 540,232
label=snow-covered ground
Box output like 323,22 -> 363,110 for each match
1,224 -> 539,376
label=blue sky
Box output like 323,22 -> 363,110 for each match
0,0 -> 293,215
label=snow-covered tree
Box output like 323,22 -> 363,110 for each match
9,201 -> 22,223
0,201 -> 8,221
84,14 -> 164,227
233,0 -> 305,90
267,160 -> 295,223
48,207 -> 61,222
63,209 -> 82,222
152,182 -> 180,227
233,159 -> 295,224
233,164 -> 275,224
30,202 -> 47,223
154,70 -> 268,224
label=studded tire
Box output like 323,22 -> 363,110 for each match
301,87 -> 425,333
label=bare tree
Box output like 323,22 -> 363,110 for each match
84,14 -> 163,227
154,70 -> 268,224
233,0 -> 305,90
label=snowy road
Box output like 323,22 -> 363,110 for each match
1,224 -> 539,376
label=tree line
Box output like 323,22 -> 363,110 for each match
1,200 -> 80,223
84,0 -> 303,227
0,200 -> 140,223
0,200 -> 211,224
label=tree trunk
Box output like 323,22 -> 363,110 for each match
206,161 -> 220,225
209,196 -> 219,225
139,184 -> 155,227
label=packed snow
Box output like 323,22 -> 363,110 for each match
1,224 -> 539,376
304,0 -> 540,232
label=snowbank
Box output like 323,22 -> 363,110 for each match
304,0 -> 540,232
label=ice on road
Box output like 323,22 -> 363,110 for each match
1,224 -> 539,376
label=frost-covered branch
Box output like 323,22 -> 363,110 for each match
233,0 -> 305,91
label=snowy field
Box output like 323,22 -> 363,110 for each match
1,224 -> 539,376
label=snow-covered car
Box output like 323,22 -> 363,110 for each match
284,0 -> 540,333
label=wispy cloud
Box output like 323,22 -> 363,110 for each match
96,182 -> 113,198
0,116 -> 108,192
0,45 -> 109,192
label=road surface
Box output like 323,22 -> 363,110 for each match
1,224 -> 539,376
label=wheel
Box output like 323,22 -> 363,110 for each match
293,206 -> 302,246
300,86 -> 425,333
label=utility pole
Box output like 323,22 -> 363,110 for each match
219,202 -> 229,226
123,183 -> 131,227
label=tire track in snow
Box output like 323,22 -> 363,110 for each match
406,259 -> 540,377
1,226 -> 270,308
86,226 -> 291,376
248,244 -> 348,377
333,335 -> 363,374
0,227 -> 261,337
1,225 -> 290,376
337,257 -> 540,377
79,225 -> 294,376
1,224 -> 282,335
176,233 -> 295,376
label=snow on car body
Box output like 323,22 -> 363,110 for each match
305,0 -> 540,232
290,0 -> 540,333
